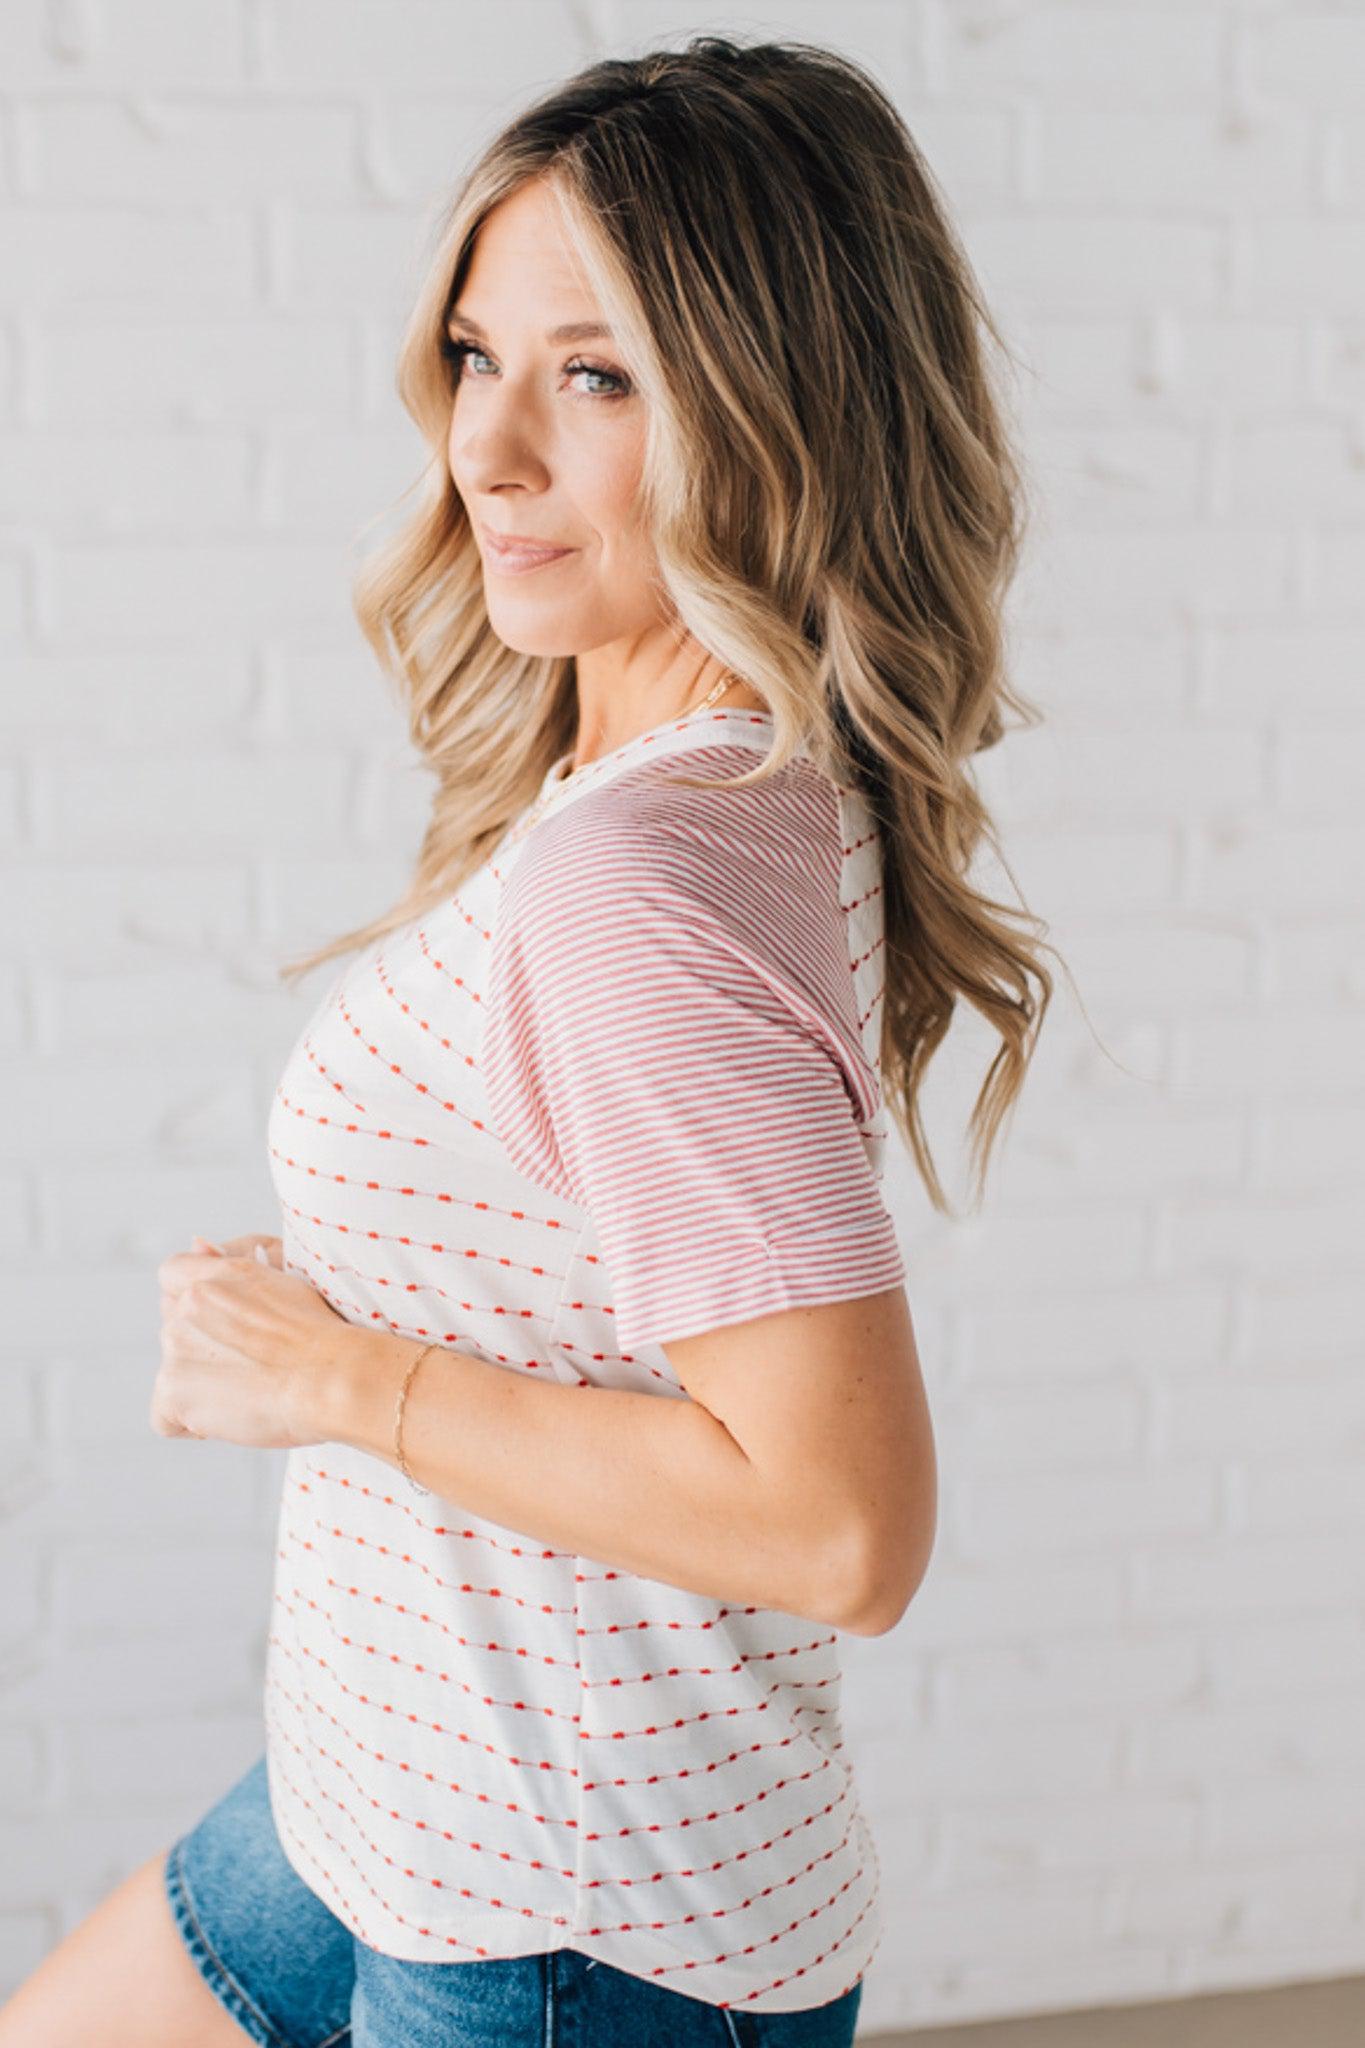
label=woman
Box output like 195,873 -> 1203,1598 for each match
0,34 -> 1055,2048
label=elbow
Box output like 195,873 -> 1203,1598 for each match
838,1510 -> 938,1639
852,1559 -> 930,1638
808,1429 -> 940,1637
856,1423 -> 941,1636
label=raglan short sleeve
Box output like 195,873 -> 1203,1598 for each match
482,775 -> 906,1352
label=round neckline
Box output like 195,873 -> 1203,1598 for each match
541,704 -> 776,792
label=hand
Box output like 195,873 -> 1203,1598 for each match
152,1232 -> 352,1449
185,1230 -> 286,1271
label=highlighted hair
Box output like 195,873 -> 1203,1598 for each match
280,35 -> 1066,1215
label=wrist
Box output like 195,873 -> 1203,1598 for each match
309,1322 -> 409,1452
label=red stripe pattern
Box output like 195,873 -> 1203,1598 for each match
261,707 -> 905,2013
483,730 -> 904,1350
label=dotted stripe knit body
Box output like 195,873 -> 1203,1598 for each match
261,705 -> 906,2015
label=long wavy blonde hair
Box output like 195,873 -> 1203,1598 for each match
279,33 -> 1064,1216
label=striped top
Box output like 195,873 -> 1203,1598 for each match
261,705 -> 907,2015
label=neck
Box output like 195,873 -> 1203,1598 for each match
563,664 -> 745,774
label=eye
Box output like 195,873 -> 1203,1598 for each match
441,333 -> 632,401
563,357 -> 631,399
441,335 -> 492,379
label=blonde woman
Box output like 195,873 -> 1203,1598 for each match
0,34 -> 1055,2048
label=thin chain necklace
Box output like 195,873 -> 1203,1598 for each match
521,671 -> 741,832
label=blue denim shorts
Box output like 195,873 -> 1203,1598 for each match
164,1753 -> 865,2047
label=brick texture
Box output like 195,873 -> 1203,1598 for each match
1,0 -> 1362,2030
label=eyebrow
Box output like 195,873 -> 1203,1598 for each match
446,310 -> 614,345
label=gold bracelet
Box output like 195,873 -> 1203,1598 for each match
394,1341 -> 438,1493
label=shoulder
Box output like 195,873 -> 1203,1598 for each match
482,742 -> 889,1226
500,743 -> 848,960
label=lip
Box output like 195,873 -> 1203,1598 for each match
481,526 -> 578,572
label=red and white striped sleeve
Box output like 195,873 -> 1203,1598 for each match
482,782 -> 906,1353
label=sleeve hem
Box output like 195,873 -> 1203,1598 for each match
614,1228 -> 907,1354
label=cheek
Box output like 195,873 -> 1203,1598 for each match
565,412 -> 645,523
446,409 -> 465,480
444,405 -> 649,554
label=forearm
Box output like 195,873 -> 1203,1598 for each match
312,1325 -> 862,1631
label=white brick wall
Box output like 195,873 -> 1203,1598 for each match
2,0 -> 1363,2033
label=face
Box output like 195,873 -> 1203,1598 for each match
444,177 -> 663,662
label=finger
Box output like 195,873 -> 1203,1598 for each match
158,1249 -> 212,1292
213,1232 -> 281,1262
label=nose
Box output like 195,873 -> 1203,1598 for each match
449,378 -> 552,494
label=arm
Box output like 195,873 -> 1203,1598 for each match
433,796 -> 925,1632
312,1323 -> 878,1634
663,1281 -> 937,1640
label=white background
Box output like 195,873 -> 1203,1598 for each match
2,0 -> 1363,2034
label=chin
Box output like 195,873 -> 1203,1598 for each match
489,624 -> 581,660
